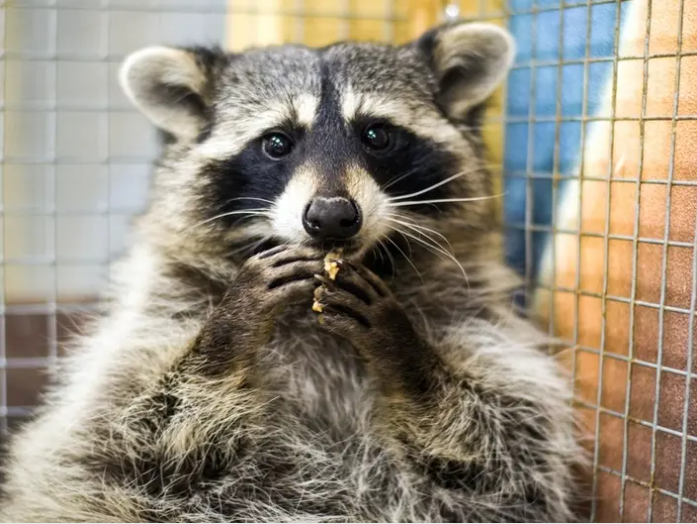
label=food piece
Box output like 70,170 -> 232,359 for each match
324,248 -> 344,281
313,249 -> 344,316
312,283 -> 324,313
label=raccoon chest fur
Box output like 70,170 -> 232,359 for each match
95,318 -> 416,522
263,316 -> 374,420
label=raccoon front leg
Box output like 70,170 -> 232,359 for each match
314,262 -> 578,522
180,245 -> 325,377
0,246 -> 326,523
314,262 -> 437,397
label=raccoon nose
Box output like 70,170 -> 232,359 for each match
303,197 -> 362,240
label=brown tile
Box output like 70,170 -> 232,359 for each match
684,440 -> 697,502
637,243 -> 663,305
602,357 -> 628,413
615,62 -> 644,119
554,345 -> 574,375
630,364 -> 657,422
580,236 -> 605,294
669,186 -> 697,244
662,311 -> 690,371
642,121 -> 672,182
581,183 -> 609,236
627,422 -> 652,483
575,350 -> 600,405
623,481 -> 650,523
574,405 -> 597,455
550,290 -> 577,344
6,367 -> 49,407
639,183 -> 667,239
646,58 -> 677,119
694,316 -> 697,374
595,470 -> 621,523
694,318 -> 697,374
609,186 -> 638,237
599,413 -> 624,472
634,306 -> 659,364
606,300 -> 630,357
689,381 -> 697,437
56,311 -> 92,357
578,295 -> 602,349
680,20 -> 697,55
652,492 -> 677,522
655,430 -> 682,493
5,314 -> 49,359
675,121 -> 697,181
607,239 -> 633,298
666,246 -> 693,310
658,371 -> 686,432
681,504 -> 697,523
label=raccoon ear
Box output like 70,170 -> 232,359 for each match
119,46 -> 221,140
417,22 -> 514,119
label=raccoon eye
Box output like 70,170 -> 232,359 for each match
362,125 -> 391,152
262,132 -> 293,159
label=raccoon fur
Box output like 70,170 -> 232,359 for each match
0,22 -> 583,522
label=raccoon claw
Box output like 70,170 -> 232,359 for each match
230,246 -> 325,314
313,263 -> 413,347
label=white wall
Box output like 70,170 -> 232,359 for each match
2,2 -> 227,303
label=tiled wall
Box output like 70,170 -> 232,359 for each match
1,0 -> 228,432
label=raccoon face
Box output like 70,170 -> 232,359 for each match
120,23 -> 513,260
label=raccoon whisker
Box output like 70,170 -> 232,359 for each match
228,235 -> 274,257
399,227 -> 414,256
386,165 -> 495,202
382,160 -> 501,194
189,209 -> 271,231
390,226 -> 468,282
382,166 -> 422,191
371,244 -> 385,266
228,214 -> 271,228
386,221 -> 458,270
386,218 -> 455,264
377,238 -> 397,277
392,227 -> 442,266
383,214 -> 453,251
221,197 -> 276,205
384,235 -> 424,284
388,193 -> 505,207
386,170 -> 474,202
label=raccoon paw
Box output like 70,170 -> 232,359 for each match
313,261 -> 414,348
228,245 -> 325,316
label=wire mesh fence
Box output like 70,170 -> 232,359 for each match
1,0 -> 695,522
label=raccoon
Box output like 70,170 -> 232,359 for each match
0,22 -> 583,522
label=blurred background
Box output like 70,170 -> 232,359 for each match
2,0 -> 696,522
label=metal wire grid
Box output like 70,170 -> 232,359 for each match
460,0 -> 694,520
1,0 -> 696,522
0,0 -> 231,438
462,0 -> 696,521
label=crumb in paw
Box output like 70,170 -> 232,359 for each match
324,248 -> 344,281
312,250 -> 343,314
312,284 -> 324,313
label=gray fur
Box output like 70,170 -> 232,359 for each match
0,23 -> 584,523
